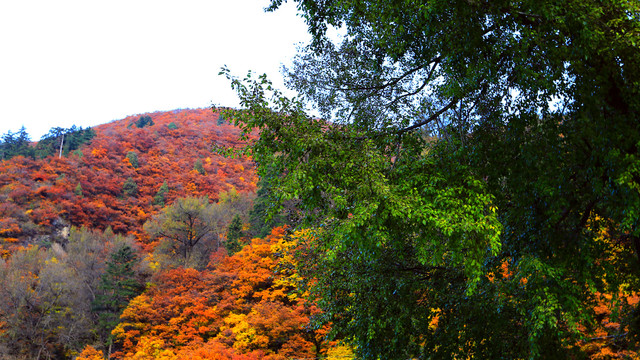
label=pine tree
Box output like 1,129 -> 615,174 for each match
225,215 -> 244,255
153,180 -> 169,207
74,183 -> 83,197
1,126 -> 34,159
122,177 -> 138,197
126,151 -> 139,168
92,245 -> 143,354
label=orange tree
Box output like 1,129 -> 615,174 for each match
111,227 -> 327,359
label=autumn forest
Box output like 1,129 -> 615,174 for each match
2,0 -> 640,359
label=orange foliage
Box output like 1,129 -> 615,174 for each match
113,227 -> 325,359
76,346 -> 105,360
0,108 -> 257,253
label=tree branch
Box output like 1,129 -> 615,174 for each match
397,97 -> 459,136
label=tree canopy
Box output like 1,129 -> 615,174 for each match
222,0 -> 640,358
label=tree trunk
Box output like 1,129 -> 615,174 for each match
58,133 -> 64,158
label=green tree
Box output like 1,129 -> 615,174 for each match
144,197 -> 219,266
248,175 -> 286,238
134,115 -> 154,128
225,214 -> 244,255
193,159 -> 205,175
122,177 -> 138,197
126,150 -> 139,168
74,183 -> 83,197
0,126 -> 34,160
34,126 -> 95,158
222,0 -> 640,357
153,180 -> 170,207
167,122 -> 178,130
92,245 -> 143,355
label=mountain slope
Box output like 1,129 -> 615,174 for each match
0,108 -> 257,256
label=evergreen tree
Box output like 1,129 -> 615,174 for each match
134,115 -> 154,128
122,177 -> 138,197
1,126 -> 34,160
225,214 -> 244,255
34,126 -> 95,158
74,183 -> 83,197
126,151 -> 138,168
249,177 -> 286,238
153,180 -> 169,207
167,122 -> 178,130
92,245 -> 143,354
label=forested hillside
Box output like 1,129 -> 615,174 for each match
2,0 -> 640,357
0,109 -> 343,359
0,108 -> 256,256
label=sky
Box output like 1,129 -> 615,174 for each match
0,0 -> 311,140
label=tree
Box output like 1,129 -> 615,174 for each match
75,183 -> 84,197
225,214 -> 244,255
144,197 -> 220,266
194,159 -> 205,175
123,177 -> 138,197
92,244 -> 144,356
35,125 -> 95,158
0,245 -> 95,359
0,126 -> 34,160
134,115 -> 154,128
222,0 -> 640,358
126,151 -> 139,168
153,180 -> 170,207
248,176 -> 286,238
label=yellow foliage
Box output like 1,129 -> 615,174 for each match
218,312 -> 266,352
126,336 -> 177,360
326,343 -> 356,359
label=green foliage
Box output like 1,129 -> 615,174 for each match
126,150 -> 139,168
153,180 -> 170,207
122,177 -> 138,197
144,196 -> 219,267
167,122 -> 178,130
34,125 -> 95,159
225,214 -> 244,255
193,158 -> 205,175
134,115 -> 154,128
145,194 -> 253,269
217,113 -> 225,126
224,0 -> 640,357
92,244 -> 144,348
75,183 -> 84,197
0,126 -> 34,160
248,175 -> 287,238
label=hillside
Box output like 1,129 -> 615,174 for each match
0,108 -> 257,256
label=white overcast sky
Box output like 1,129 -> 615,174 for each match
0,0 -> 311,140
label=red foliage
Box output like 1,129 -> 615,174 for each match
113,228 -> 325,359
0,108 -> 257,254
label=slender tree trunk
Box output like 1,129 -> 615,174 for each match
58,133 -> 64,158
